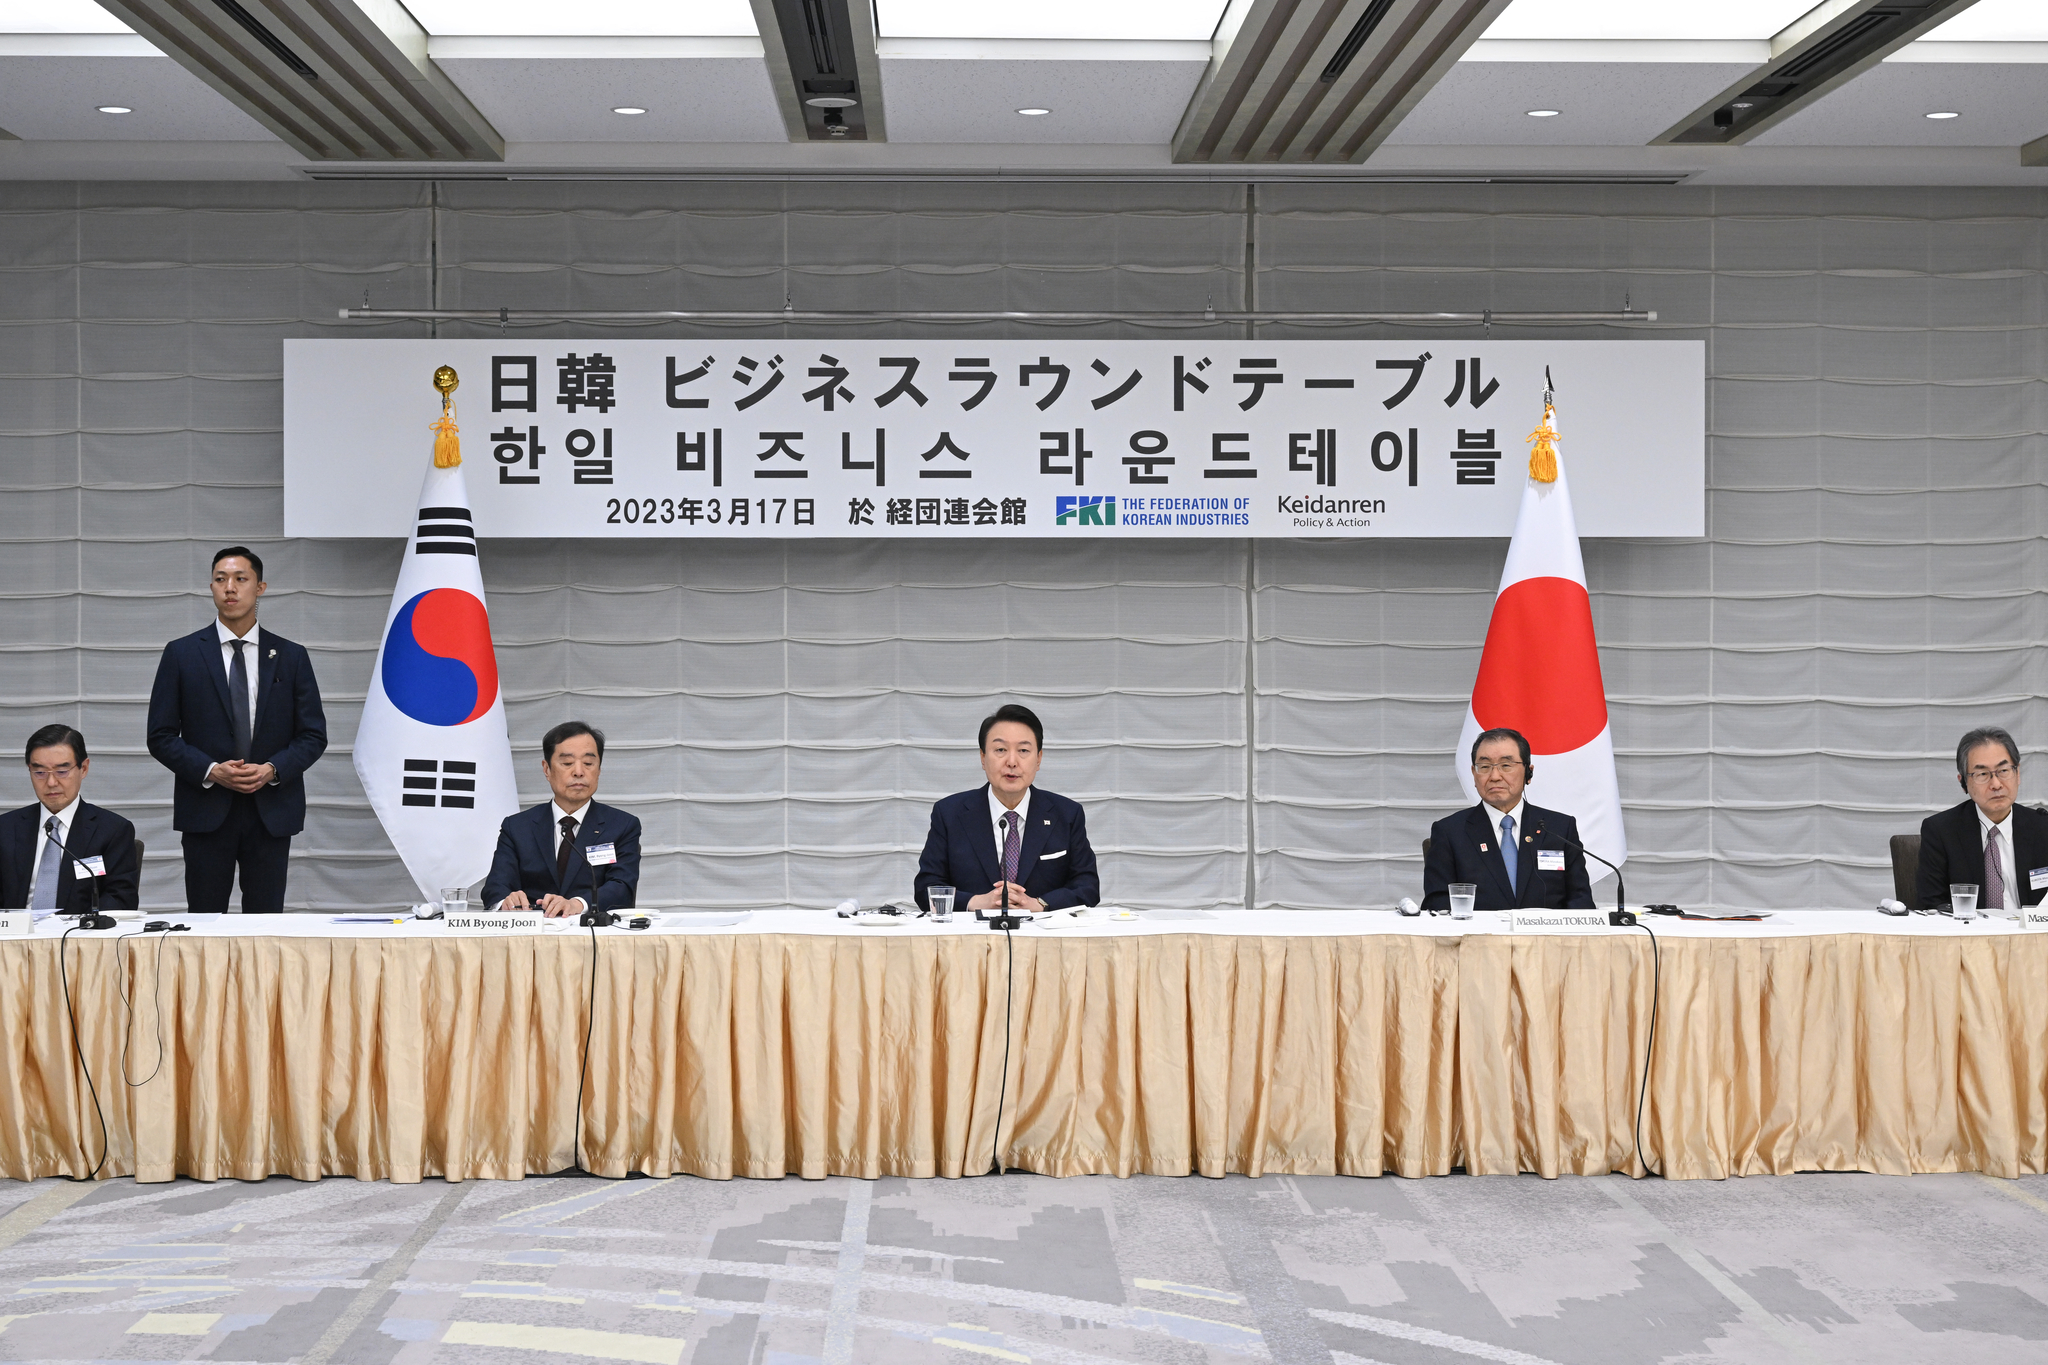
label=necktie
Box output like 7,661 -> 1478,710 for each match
228,638 -> 252,762
556,815 -> 577,891
1501,814 -> 1518,897
1984,827 -> 2006,911
31,815 -> 64,911
1002,811 -> 1021,886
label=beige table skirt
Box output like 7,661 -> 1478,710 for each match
3,929 -> 2044,1183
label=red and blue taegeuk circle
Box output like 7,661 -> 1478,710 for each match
381,588 -> 499,726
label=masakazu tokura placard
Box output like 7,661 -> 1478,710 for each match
284,340 -> 1703,539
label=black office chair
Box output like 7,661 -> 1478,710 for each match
1888,834 -> 1919,907
1421,837 -> 1431,863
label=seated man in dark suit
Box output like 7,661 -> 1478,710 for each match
1916,726 -> 2047,912
1423,727 -> 1595,913
1,725 -> 141,912
915,703 -> 1099,916
483,721 -> 641,918
145,546 -> 327,912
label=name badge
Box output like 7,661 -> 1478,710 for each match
585,843 -> 617,867
2030,867 -> 2048,892
74,856 -> 107,879
1536,850 -> 1566,872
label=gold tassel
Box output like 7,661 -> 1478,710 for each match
431,403 -> 461,468
430,364 -> 461,467
1526,400 -> 1558,484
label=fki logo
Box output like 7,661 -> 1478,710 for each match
1055,496 -> 1117,526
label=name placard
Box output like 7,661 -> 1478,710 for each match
2019,907 -> 2048,931
1509,908 -> 1610,934
442,910 -> 545,935
0,910 -> 30,938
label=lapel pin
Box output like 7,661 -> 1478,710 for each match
268,648 -> 276,659
1480,843 -> 1489,852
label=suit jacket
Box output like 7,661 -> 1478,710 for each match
482,801 -> 641,915
0,800 -> 140,912
1916,798 -> 2048,911
915,785 -> 1099,913
1422,802 -> 1596,912
146,624 -> 328,837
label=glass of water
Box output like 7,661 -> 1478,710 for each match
1949,884 -> 1979,919
929,886 -> 954,923
1449,883 -> 1477,919
439,886 -> 468,917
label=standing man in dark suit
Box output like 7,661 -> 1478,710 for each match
483,721 -> 641,918
1916,726 -> 2047,912
1,725 -> 140,912
1423,727 -> 1595,912
146,547 -> 327,913
915,703 -> 1099,915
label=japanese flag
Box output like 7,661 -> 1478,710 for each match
1453,411 -> 1626,880
352,461 -> 519,901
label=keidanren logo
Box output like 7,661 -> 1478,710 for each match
1055,496 -> 1116,526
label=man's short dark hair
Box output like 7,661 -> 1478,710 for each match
1471,727 -> 1531,768
212,545 -> 264,580
542,721 -> 605,763
979,704 -> 1044,751
24,724 -> 86,767
1957,727 -> 2019,775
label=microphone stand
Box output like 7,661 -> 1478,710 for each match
578,859 -> 617,928
79,863 -> 115,931
1536,824 -> 1632,926
987,816 -> 1023,932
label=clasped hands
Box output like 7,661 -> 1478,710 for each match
207,760 -> 276,793
967,881 -> 1043,914
500,890 -> 587,918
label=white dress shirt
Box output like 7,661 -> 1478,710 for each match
988,786 -> 1033,877
28,795 -> 81,906
203,619 -> 264,789
1977,805 -> 2013,908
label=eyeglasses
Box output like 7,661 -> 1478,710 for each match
1966,763 -> 2017,786
1471,760 -> 1525,777
29,765 -> 78,781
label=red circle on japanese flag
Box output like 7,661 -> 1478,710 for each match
1471,575 -> 1608,756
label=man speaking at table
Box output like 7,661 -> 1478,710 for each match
1423,727 -> 1595,912
147,547 -> 328,913
484,721 -> 641,918
1916,726 -> 2047,912
1,725 -> 140,913
915,703 -> 1098,915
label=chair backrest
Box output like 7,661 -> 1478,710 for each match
134,838 -> 144,866
1888,834 -> 1920,907
1421,837 -> 1432,863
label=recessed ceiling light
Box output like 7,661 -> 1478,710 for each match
805,95 -> 858,108
1017,108 -> 1050,116
612,106 -> 647,115
1925,111 -> 1960,120
1525,109 -> 1560,118
96,105 -> 132,114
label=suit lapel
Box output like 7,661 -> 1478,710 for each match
1468,806 -> 1515,905
1015,795 -> 1051,883
1512,808 -> 1541,907
968,787 -> 1001,890
199,628 -> 235,726
253,637 -> 284,734
6,808 -> 34,904
572,805 -> 608,900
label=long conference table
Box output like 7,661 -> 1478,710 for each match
2,907 -> 2044,1185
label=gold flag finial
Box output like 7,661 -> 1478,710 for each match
430,365 -> 461,467
1526,391 -> 1558,484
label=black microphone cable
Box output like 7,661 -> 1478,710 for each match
987,920 -> 1016,1177
116,922 -> 181,1088
1623,920 -> 1662,1178
58,924 -> 111,1181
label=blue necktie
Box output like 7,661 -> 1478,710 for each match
1501,814 -> 1517,896
32,815 -> 64,911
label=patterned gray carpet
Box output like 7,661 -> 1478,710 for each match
1,1168 -> 2044,1364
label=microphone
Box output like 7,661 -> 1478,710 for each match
579,858 -> 617,927
75,859 -> 115,931
1533,823 -> 1632,926
987,812 -> 1023,932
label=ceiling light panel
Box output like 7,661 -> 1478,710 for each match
0,0 -> 132,33
877,0 -> 1229,42
1920,0 -> 2048,42
400,1 -> 757,37
1483,0 -> 1821,42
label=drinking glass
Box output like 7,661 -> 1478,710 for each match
439,886 -> 468,916
1949,884 -> 1979,919
1449,883 -> 1477,920
929,886 -> 955,923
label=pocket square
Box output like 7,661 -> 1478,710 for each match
1040,849 -> 1066,861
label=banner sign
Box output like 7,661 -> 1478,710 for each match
284,339 -> 1703,539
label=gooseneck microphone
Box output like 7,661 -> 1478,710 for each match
1532,823 -> 1629,926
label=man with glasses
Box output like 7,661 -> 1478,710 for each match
1915,727 -> 2046,913
1421,727 -> 1594,912
1,725 -> 140,913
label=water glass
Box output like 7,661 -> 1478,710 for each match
1949,884 -> 1979,920
929,886 -> 954,923
1449,883 -> 1477,920
439,886 -> 468,916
